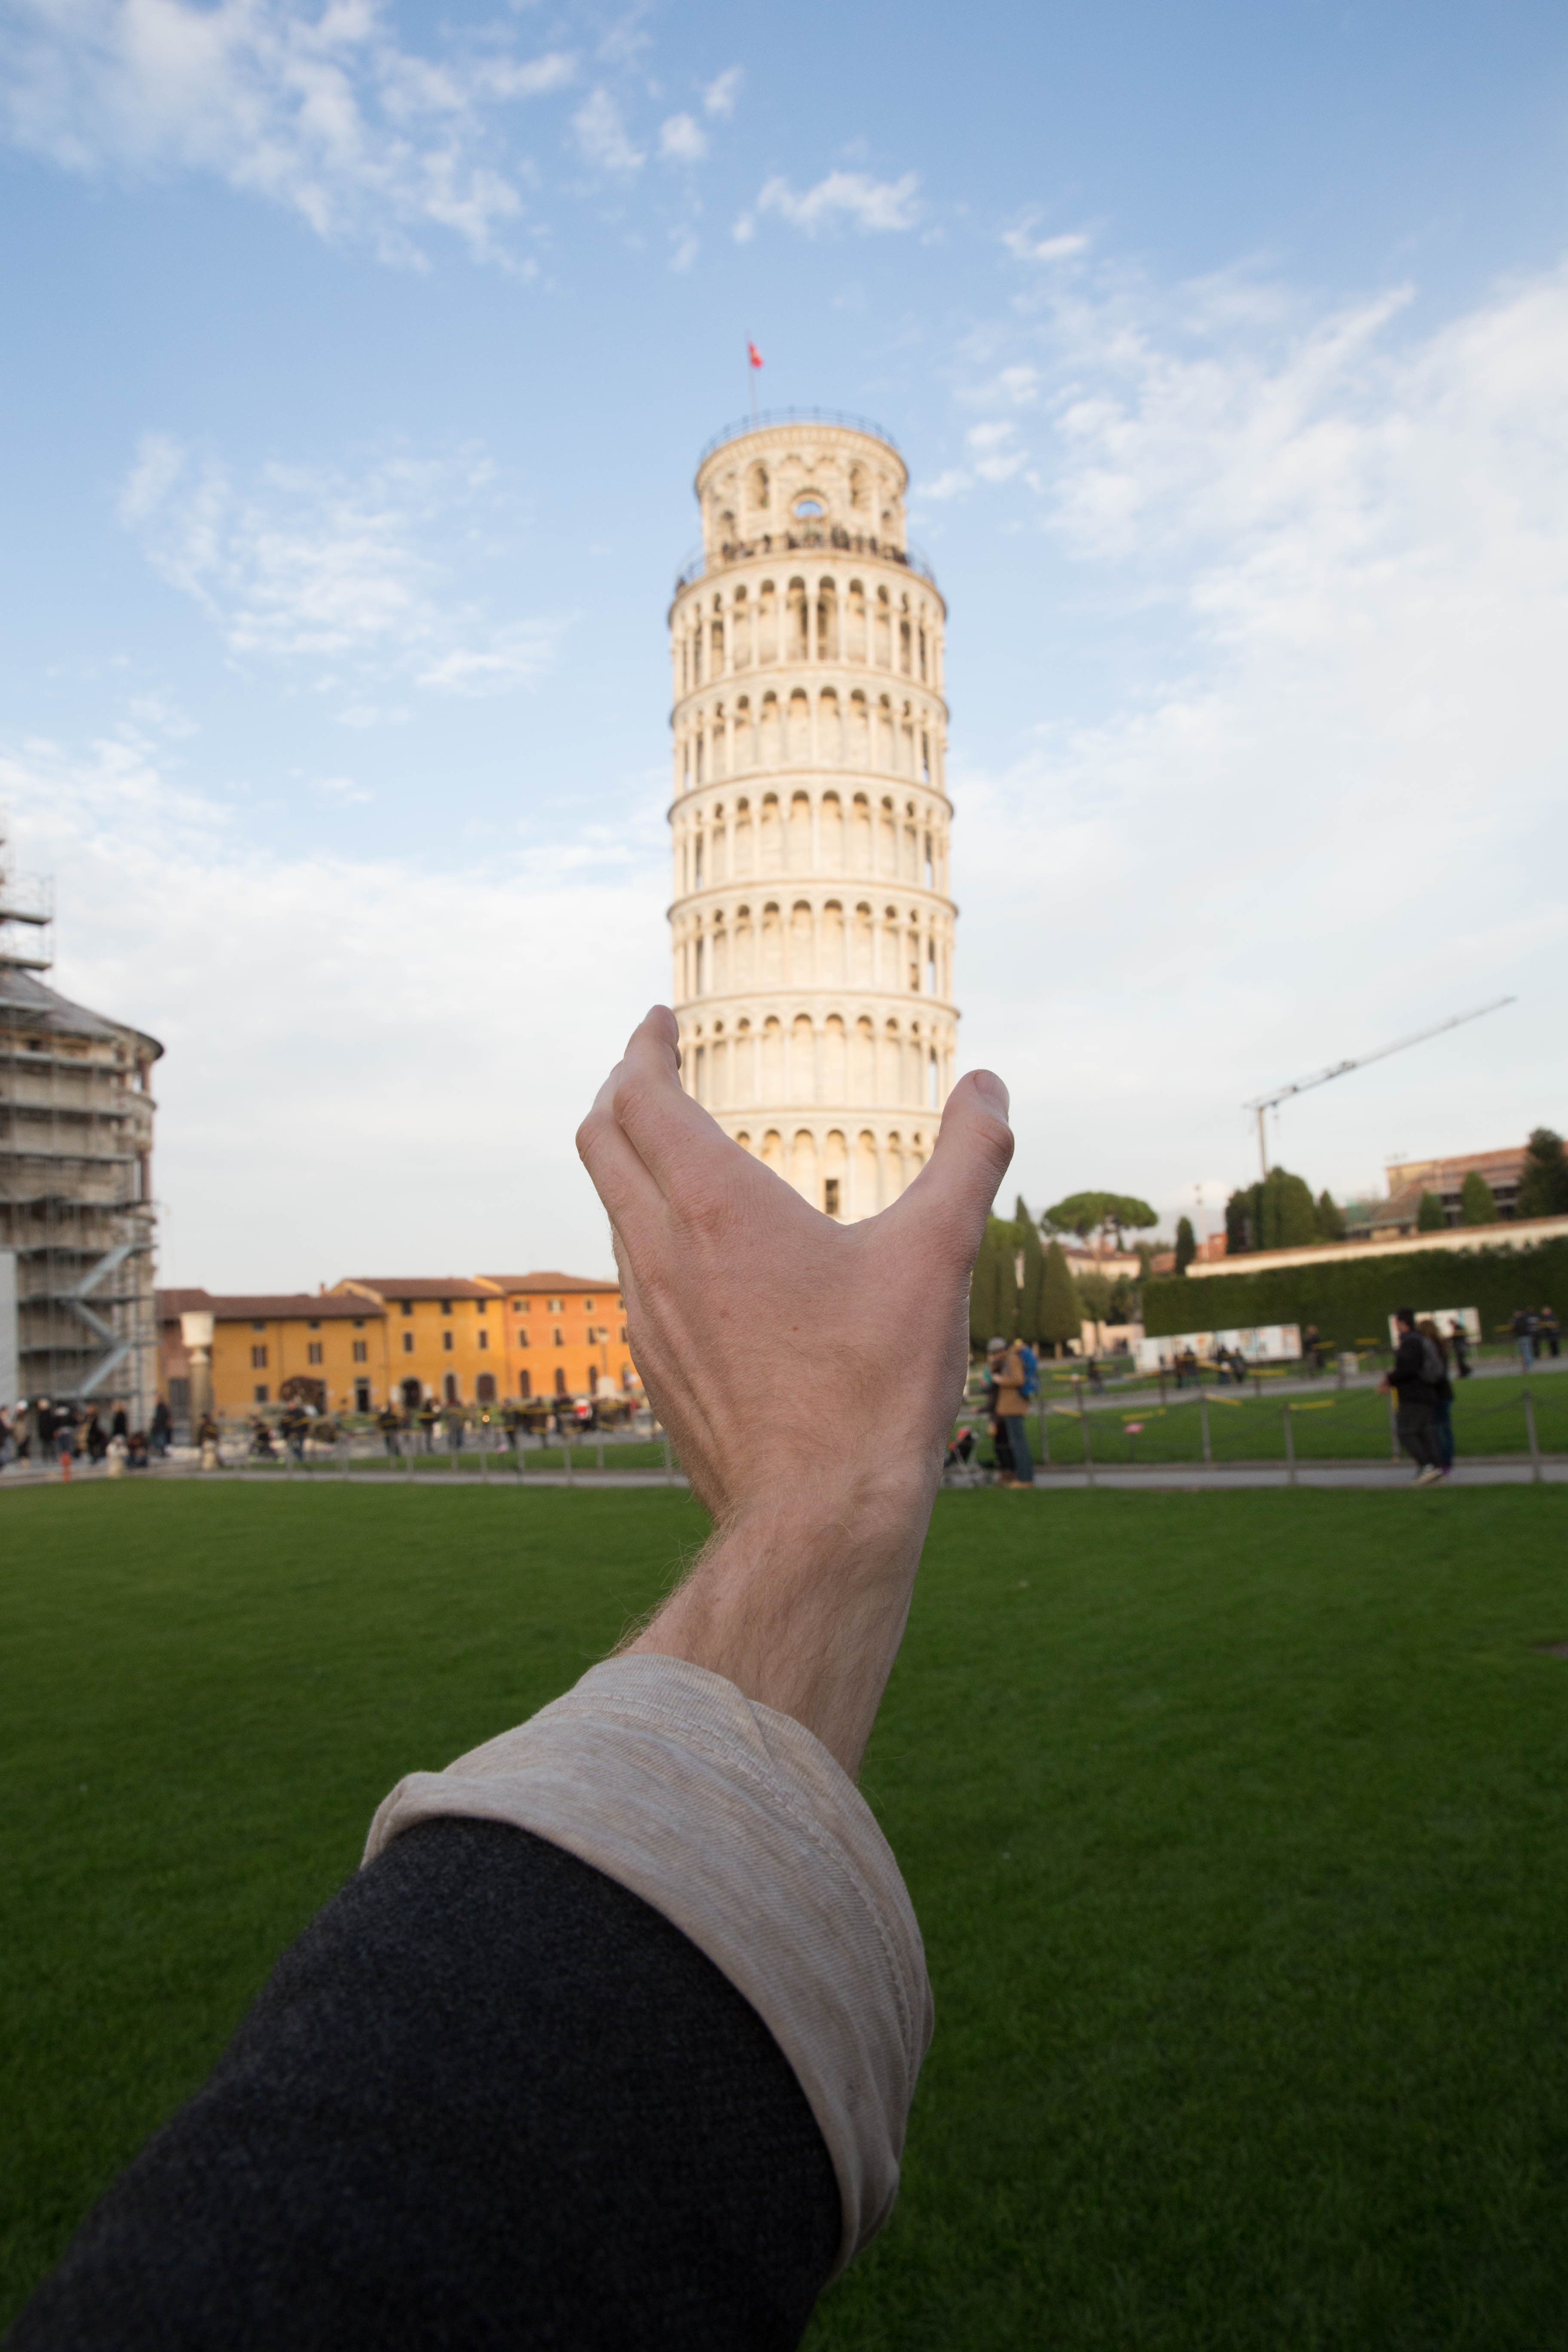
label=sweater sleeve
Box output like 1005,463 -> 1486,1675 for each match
6,1816 -> 841,2352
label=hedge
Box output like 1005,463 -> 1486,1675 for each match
1143,1236 -> 1568,1349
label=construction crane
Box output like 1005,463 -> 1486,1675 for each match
1243,997 -> 1516,1179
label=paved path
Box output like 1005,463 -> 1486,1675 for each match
5,1460 -> 1565,1495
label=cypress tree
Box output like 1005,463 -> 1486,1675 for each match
1174,1215 -> 1196,1274
1417,1190 -> 1445,1231
1315,1189 -> 1346,1240
968,1216 -> 1019,1353
1459,1169 -> 1496,1225
1516,1128 -> 1568,1218
1037,1239 -> 1082,1355
1015,1195 -> 1046,1342
1259,1168 -> 1317,1248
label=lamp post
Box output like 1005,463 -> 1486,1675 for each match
179,1310 -> 215,1439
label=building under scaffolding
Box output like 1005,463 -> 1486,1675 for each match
0,832 -> 162,1420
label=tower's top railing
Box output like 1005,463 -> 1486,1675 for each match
696,407 -> 899,466
674,527 -> 937,595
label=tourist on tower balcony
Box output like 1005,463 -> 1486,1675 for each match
9,1005 -> 1014,2352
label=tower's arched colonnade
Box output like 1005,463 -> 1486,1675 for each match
668,418 -> 959,1217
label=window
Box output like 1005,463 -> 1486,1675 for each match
514,1298 -> 530,1313
554,1369 -> 569,1396
794,497 -> 824,517
353,1318 -> 364,1329
518,1370 -> 532,1399
824,1178 -> 841,1217
441,1299 -> 453,1315
583,1298 -> 594,1312
308,1318 -> 321,1331
354,1380 -> 371,1412
515,1329 -> 529,1348
307,1342 -> 323,1366
444,1374 -> 459,1404
254,1383 -> 270,1403
477,1298 -> 488,1314
548,1298 -> 563,1312
617,1296 -> 625,1309
477,1373 -> 496,1403
251,1344 -> 268,1369
252,1320 -> 266,1333
554,1328 -> 564,1348
478,1330 -> 489,1351
400,1300 -> 413,1316
352,1340 -> 368,1363
442,1331 -> 454,1352
402,1331 -> 415,1354
619,1323 -> 628,1343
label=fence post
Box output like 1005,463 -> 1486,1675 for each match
1524,1389 -> 1542,1483
1199,1388 -> 1212,1465
1283,1404 -> 1297,1487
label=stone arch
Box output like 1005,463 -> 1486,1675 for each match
748,461 -> 769,511
761,901 -> 784,984
875,587 -> 892,667
790,1017 -> 815,1104
790,1127 -> 818,1199
851,794 -> 873,872
789,898 -> 813,986
816,576 -> 838,660
823,1128 -> 848,1218
852,901 -> 874,984
854,1127 -> 879,1216
818,687 -> 841,765
852,1016 -> 875,1097
823,1014 -> 847,1100
733,902 -> 754,987
733,696 -> 752,770
760,692 -> 781,768
761,1127 -> 784,1176
787,577 -> 809,662
847,579 -> 867,662
820,792 -> 843,870
758,580 -> 778,664
848,690 -> 870,767
787,689 -> 810,765
761,1020 -> 784,1099
877,697 -> 894,771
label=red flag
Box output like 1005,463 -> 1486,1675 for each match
747,341 -> 764,369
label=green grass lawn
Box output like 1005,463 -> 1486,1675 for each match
3,1482 -> 1568,2347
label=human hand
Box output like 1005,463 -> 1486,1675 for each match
576,1006 -> 1013,1773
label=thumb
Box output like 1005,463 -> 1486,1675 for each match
894,1069 -> 1014,1266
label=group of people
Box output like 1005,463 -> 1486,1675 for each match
1382,1309 -> 1472,1484
0,1396 -> 172,1472
983,1335 -> 1037,1487
1512,1304 -> 1561,1366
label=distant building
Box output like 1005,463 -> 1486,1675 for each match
2,834 -> 162,1419
1381,1142 -> 1545,1227
158,1272 -> 640,1418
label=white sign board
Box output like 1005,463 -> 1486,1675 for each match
1136,1323 -> 1301,1372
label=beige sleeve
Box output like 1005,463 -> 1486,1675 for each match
363,1654 -> 934,2275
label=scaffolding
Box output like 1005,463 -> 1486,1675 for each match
0,827 -> 162,1423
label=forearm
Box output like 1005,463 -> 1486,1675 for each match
626,1476 -> 939,1779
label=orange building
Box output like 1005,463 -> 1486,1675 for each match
334,1273 -> 636,1409
158,1288 -> 389,1417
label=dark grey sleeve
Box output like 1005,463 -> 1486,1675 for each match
6,1816 -> 842,2352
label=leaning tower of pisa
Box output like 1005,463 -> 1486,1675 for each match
668,413 -> 957,1218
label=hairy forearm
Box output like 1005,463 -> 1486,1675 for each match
626,1476 -> 939,1779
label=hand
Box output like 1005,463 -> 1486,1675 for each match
577,1006 -> 1013,1774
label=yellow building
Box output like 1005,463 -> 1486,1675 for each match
334,1273 -> 637,1410
158,1288 -> 390,1417
157,1271 -> 638,1418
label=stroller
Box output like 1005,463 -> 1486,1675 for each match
943,1427 -> 982,1486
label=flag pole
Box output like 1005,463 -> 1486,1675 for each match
748,339 -> 758,427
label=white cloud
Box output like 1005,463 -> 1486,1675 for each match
702,65 -> 742,117
658,110 -> 706,163
1001,222 -> 1090,264
946,258 -> 1568,1219
966,420 -> 1026,481
917,468 -> 972,502
119,436 -> 563,701
0,726 -> 667,1287
573,87 -> 643,173
0,0 -> 579,264
668,227 -> 698,273
754,168 -> 920,237
315,773 -> 372,802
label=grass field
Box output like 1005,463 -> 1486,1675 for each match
3,1481 -> 1568,2346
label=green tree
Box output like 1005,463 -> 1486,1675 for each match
1516,1127 -> 1568,1219
1226,1186 -> 1255,1254
1174,1215 -> 1196,1274
1459,1169 -> 1497,1225
1076,1269 -> 1112,1330
1037,1239 -> 1082,1354
1261,1168 -> 1318,1248
1014,1195 -> 1047,1343
1416,1190 -> 1445,1231
1042,1190 -> 1159,1255
1315,1189 -> 1346,1241
968,1215 -> 1019,1353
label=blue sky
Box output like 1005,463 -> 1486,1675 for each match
2,0 -> 1565,1286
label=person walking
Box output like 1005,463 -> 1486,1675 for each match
419,1399 -> 438,1453
1538,1303 -> 1561,1360
196,1412 -> 220,1471
150,1399 -> 172,1457
1381,1307 -> 1445,1485
1446,1319 -> 1472,1379
987,1336 -> 1033,1488
1511,1306 -> 1537,1369
377,1403 -> 402,1461
1418,1320 -> 1456,1476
